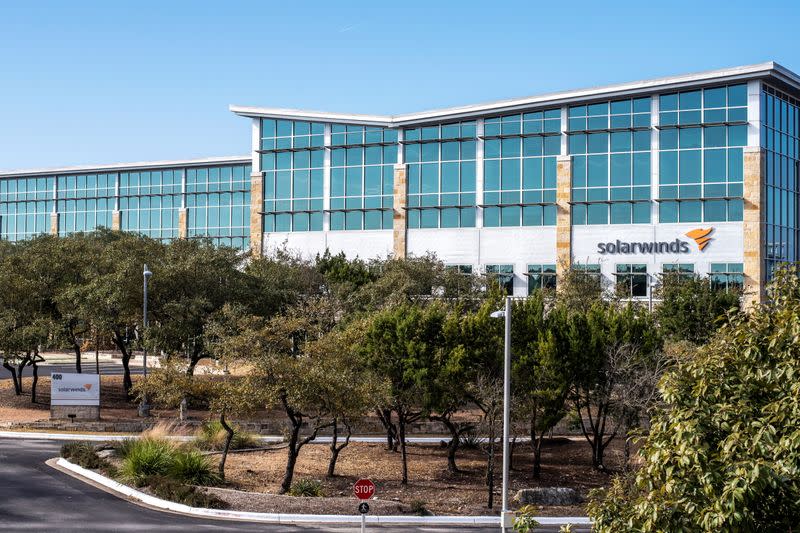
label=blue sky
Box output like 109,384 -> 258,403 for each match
0,0 -> 798,171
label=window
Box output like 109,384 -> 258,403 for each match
405,121 -> 476,228
572,263 -> 602,285
261,119 -> 325,232
662,263 -> 694,280
483,110 -> 560,227
330,124 -> 396,231
570,97 -> 651,226
445,264 -> 473,275
658,85 -> 747,223
762,85 -> 800,279
615,264 -> 648,297
485,264 -> 514,295
710,263 -> 744,292
527,264 -> 556,293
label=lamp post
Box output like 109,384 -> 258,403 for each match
138,264 -> 153,418
490,296 -> 513,532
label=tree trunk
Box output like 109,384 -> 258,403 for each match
4,361 -> 21,395
431,414 -> 470,474
399,411 -> 409,485
377,408 -> 398,451
72,339 -> 82,374
15,354 -> 30,394
218,411 -> 234,480
327,418 -> 352,478
31,349 -> 40,404
113,330 -> 133,397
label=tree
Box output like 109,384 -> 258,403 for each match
589,266 -> 800,531
61,230 -> 165,396
564,302 -> 661,472
147,238 -> 248,375
362,302 -> 449,485
655,271 -> 740,345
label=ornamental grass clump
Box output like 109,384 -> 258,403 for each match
195,419 -> 259,451
118,437 -> 176,486
169,449 -> 220,486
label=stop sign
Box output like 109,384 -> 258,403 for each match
353,478 -> 375,500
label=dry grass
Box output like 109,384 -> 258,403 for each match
221,439 -> 620,516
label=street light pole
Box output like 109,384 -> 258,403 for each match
491,296 -> 513,532
138,264 -> 153,418
500,295 -> 512,532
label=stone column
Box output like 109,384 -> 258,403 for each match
392,164 -> 408,259
555,155 -> 572,280
111,210 -> 121,231
50,213 -> 58,235
742,146 -> 765,308
250,172 -> 264,256
178,208 -> 188,239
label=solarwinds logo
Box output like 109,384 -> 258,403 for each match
686,228 -> 714,251
597,227 -> 715,254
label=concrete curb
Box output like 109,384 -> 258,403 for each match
54,457 -> 590,527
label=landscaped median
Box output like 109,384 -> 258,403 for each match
49,432 -> 591,529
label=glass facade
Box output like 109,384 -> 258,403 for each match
485,264 -> 514,295
570,98 -> 652,225
762,85 -> 800,278
658,85 -> 747,223
330,125 -> 396,230
186,165 -> 251,248
483,111 -> 560,227
260,119 -> 325,232
404,121 -> 477,228
0,176 -> 53,241
0,162 -> 251,248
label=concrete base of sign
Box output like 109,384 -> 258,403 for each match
51,405 -> 100,421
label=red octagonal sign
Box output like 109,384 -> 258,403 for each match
353,478 -> 375,500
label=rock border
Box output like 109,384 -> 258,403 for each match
51,457 -> 591,527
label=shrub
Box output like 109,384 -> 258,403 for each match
513,505 -> 541,533
60,441 -> 106,470
119,437 -> 175,486
145,475 -> 228,509
459,431 -> 482,450
288,478 -> 323,497
169,449 -> 220,486
410,499 -> 431,516
589,266 -> 800,531
195,419 -> 259,451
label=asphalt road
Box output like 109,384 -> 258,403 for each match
0,438 -> 529,533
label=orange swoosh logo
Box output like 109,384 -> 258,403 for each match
84,384 -> 92,390
686,228 -> 714,251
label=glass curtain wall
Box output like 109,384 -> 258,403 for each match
762,85 -> 800,278
330,125 -> 396,230
260,119 -> 325,232
120,169 -> 181,239
658,85 -> 747,223
569,97 -> 652,225
483,111 -> 560,226
0,176 -> 54,241
187,164 -> 251,248
404,121 -> 477,228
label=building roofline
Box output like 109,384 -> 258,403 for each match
0,155 -> 251,179
231,61 -> 800,126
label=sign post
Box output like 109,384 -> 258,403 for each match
50,373 -> 100,420
354,479 -> 375,533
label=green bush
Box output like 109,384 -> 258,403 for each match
589,266 -> 800,531
195,420 -> 259,451
410,499 -> 431,516
513,505 -> 541,533
145,475 -> 228,509
114,438 -> 138,459
60,441 -> 106,470
459,431 -> 482,450
169,449 -> 220,486
288,478 -> 323,497
119,437 -> 175,486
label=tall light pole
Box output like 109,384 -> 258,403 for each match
138,264 -> 153,418
490,296 -> 513,532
